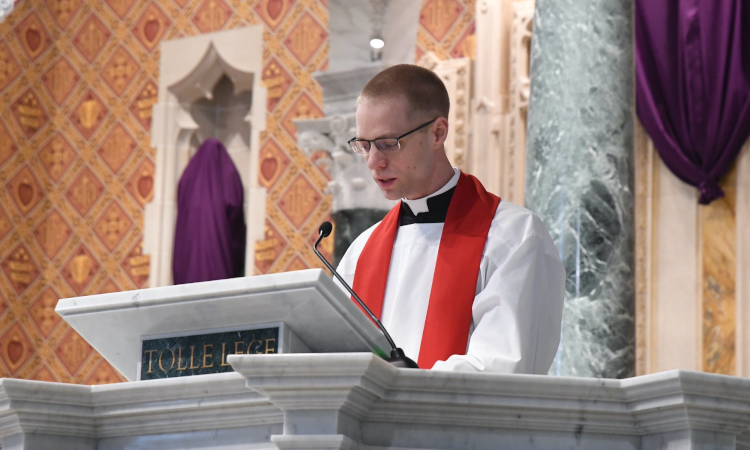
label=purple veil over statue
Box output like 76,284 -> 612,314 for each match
173,138 -> 246,284
636,0 -> 750,204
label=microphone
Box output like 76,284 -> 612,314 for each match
314,221 -> 419,369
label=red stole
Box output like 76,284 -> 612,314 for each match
351,173 -> 501,369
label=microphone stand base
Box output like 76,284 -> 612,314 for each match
387,348 -> 420,369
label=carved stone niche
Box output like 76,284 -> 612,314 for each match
507,0 -> 534,204
470,0 -> 534,203
145,27 -> 267,287
417,52 -> 471,173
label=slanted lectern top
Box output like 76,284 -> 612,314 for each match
55,269 -> 389,381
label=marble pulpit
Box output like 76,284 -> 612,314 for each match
0,271 -> 747,449
0,353 -> 749,449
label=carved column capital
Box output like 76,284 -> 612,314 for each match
297,114 -> 394,213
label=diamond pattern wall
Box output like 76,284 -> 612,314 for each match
0,0 -> 472,385
416,0 -> 475,61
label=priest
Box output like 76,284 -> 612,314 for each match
335,64 -> 565,374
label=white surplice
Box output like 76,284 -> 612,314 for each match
335,169 -> 565,374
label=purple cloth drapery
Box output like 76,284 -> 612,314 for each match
636,0 -> 750,204
173,138 -> 246,284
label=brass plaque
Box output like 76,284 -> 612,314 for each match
140,327 -> 279,380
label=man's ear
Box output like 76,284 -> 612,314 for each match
433,117 -> 449,147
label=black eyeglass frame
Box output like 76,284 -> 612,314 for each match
347,118 -> 438,156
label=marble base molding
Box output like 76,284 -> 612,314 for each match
0,372 -> 282,450
2,353 -> 750,449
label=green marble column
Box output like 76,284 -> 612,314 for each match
525,0 -> 635,378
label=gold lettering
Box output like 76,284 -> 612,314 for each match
220,342 -> 231,366
144,349 -> 157,373
177,347 -> 188,370
247,339 -> 262,354
189,346 -> 201,369
265,338 -> 276,354
234,341 -> 245,355
158,348 -> 175,372
202,344 -> 214,368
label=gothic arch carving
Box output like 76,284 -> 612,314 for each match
145,27 -> 267,287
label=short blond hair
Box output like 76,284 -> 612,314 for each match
358,64 -> 450,120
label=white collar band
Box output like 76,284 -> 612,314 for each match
401,168 -> 460,215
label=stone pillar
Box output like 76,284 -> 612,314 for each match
525,0 -> 635,378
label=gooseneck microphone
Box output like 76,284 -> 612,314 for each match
314,221 -> 419,369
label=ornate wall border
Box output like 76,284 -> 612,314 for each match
634,120 -> 656,375
506,0 -> 533,205
417,52 -> 471,172
735,139 -> 750,377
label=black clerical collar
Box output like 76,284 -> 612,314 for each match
400,187 -> 455,225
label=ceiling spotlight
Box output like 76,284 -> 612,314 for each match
370,37 -> 385,49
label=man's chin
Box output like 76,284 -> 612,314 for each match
374,178 -> 401,200
378,186 -> 402,201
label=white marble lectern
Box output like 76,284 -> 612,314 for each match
55,269 -> 389,381
0,271 -> 747,449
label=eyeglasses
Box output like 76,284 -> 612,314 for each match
347,118 -> 437,156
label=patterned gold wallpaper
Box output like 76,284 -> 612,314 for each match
0,0 -> 474,384
416,0 -> 475,61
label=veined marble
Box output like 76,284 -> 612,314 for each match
525,0 -> 636,378
702,165 -> 737,375
0,372 -> 282,450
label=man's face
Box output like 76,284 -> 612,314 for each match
355,97 -> 442,200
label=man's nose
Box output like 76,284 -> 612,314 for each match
366,146 -> 388,171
